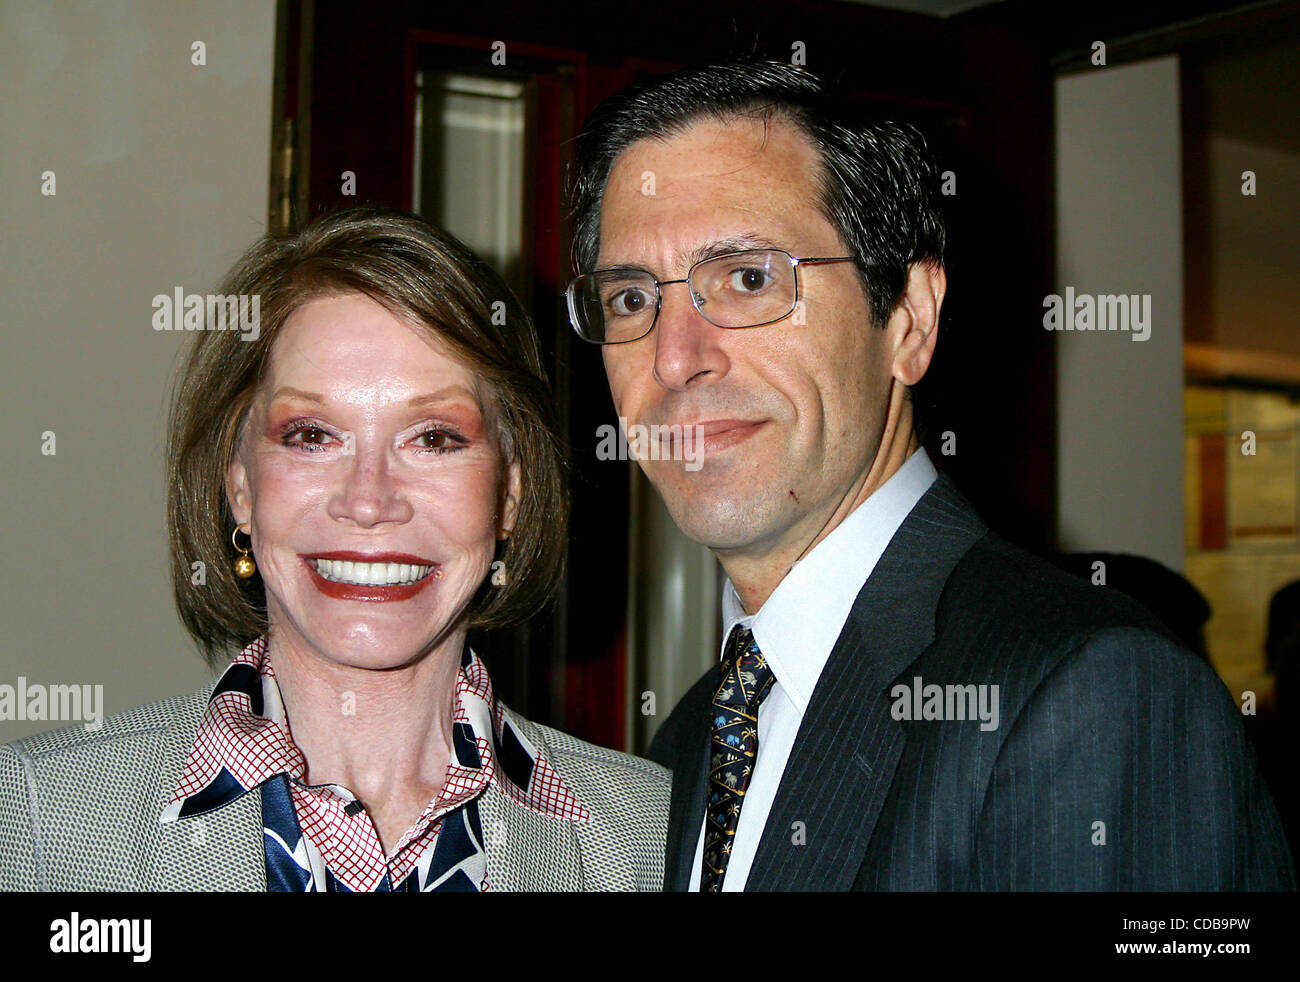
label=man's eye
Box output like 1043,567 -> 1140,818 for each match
606,287 -> 653,316
728,267 -> 771,293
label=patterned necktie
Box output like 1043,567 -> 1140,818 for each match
700,624 -> 776,892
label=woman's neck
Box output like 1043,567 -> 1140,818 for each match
266,631 -> 465,853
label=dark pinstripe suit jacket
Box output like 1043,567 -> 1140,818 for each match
648,474 -> 1296,891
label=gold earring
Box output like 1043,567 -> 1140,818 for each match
231,524 -> 257,578
490,560 -> 508,587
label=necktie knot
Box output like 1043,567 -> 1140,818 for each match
714,625 -> 774,712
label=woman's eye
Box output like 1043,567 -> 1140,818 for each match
413,429 -> 462,453
282,424 -> 334,449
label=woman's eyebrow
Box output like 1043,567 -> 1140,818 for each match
266,385 -> 479,409
268,385 -> 325,404
404,385 -> 480,411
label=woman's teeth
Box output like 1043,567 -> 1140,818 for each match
313,560 -> 433,585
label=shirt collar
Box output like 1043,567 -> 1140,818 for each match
162,636 -> 588,825
720,448 -> 939,714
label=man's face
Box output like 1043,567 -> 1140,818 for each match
598,117 -> 899,563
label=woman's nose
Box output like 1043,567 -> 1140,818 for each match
326,442 -> 414,527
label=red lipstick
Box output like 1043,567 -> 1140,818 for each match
301,552 -> 439,603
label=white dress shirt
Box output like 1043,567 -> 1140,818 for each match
688,448 -> 939,890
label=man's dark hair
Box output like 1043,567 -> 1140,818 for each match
569,60 -> 946,328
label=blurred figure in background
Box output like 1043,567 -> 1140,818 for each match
1249,579 -> 1300,864
1049,553 -> 1212,660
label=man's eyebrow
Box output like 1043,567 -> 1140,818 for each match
683,234 -> 784,266
598,234 -> 785,273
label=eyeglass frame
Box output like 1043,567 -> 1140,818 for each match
565,249 -> 860,345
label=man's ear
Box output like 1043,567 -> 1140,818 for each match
499,457 -> 522,540
889,261 -> 945,386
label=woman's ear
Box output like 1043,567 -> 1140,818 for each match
499,458 -> 522,540
227,453 -> 252,527
890,261 -> 945,387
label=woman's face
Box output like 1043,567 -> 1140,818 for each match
227,292 -> 519,670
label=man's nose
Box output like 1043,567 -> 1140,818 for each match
652,280 -> 728,391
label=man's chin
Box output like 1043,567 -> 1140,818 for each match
657,493 -> 781,553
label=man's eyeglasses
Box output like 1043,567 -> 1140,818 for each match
565,249 -> 858,345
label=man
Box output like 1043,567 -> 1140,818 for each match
566,61 -> 1294,890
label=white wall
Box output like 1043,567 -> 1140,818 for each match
1055,56 -> 1185,571
0,0 -> 275,741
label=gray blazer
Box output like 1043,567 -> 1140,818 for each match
0,683 -> 669,891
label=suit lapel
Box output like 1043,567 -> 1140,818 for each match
663,670 -> 718,891
746,474 -> 986,890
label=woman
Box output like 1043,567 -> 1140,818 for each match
0,207 -> 668,891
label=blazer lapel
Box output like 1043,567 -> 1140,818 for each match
480,783 -> 584,891
480,708 -> 587,891
746,474 -> 987,891
152,790 -> 265,891
149,684 -> 266,891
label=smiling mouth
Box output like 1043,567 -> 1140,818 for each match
311,559 -> 436,586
